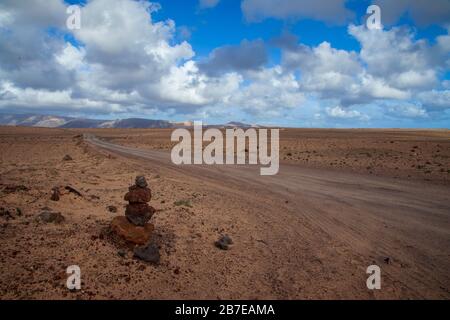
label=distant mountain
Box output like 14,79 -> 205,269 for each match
58,118 -> 105,128
0,113 -> 258,129
224,121 -> 252,128
0,113 -> 173,129
0,114 -> 73,127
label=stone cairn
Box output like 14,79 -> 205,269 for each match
111,176 -> 156,245
124,176 -> 155,226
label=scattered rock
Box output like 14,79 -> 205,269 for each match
2,184 -> 29,194
134,243 -> 160,264
174,199 -> 192,208
62,154 -> 73,161
111,216 -> 154,245
215,234 -> 233,250
50,187 -> 60,201
117,249 -> 127,258
135,175 -> 148,188
65,186 -> 82,197
107,205 -> 118,213
0,207 -> 16,220
38,211 -> 65,223
384,257 -> 391,264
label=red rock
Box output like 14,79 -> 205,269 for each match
111,216 -> 154,245
124,186 -> 151,203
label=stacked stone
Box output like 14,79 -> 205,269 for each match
111,175 -> 156,245
124,176 -> 155,226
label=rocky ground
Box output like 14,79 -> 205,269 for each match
0,127 -> 249,299
0,126 -> 449,299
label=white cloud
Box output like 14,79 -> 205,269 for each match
417,90 -> 450,110
228,66 -> 305,117
55,43 -> 86,71
0,0 -> 448,127
386,103 -> 427,118
280,24 -> 448,115
326,106 -> 369,120
374,0 -> 450,26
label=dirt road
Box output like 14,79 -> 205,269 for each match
86,134 -> 450,299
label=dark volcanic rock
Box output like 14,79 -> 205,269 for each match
63,154 -> 73,161
0,207 -> 18,220
134,243 -> 160,264
50,187 -> 60,201
38,211 -> 65,223
215,235 -> 233,250
125,203 -> 155,226
65,186 -> 82,197
124,186 -> 151,203
107,205 -> 118,213
135,176 -> 148,188
2,185 -> 29,194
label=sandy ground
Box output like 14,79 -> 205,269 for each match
95,128 -> 450,184
0,126 -> 449,299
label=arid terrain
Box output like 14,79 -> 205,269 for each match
0,126 -> 449,299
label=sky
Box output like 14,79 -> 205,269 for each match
0,0 -> 449,128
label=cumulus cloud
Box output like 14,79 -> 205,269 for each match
385,103 -> 428,118
0,0 -> 227,115
279,24 -> 449,115
326,106 -> 369,121
198,39 -> 268,76
228,66 -> 304,117
241,0 -> 450,26
0,0 -> 448,127
241,0 -> 353,24
374,0 -> 450,26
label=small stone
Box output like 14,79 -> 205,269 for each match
50,187 -> 60,201
38,211 -> 65,223
215,234 -> 233,250
117,249 -> 127,258
111,216 -> 154,245
65,186 -> 82,197
107,205 -> 118,213
135,176 -> 148,188
134,243 -> 160,264
63,154 -> 73,161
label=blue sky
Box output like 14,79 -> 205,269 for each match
0,0 -> 449,127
